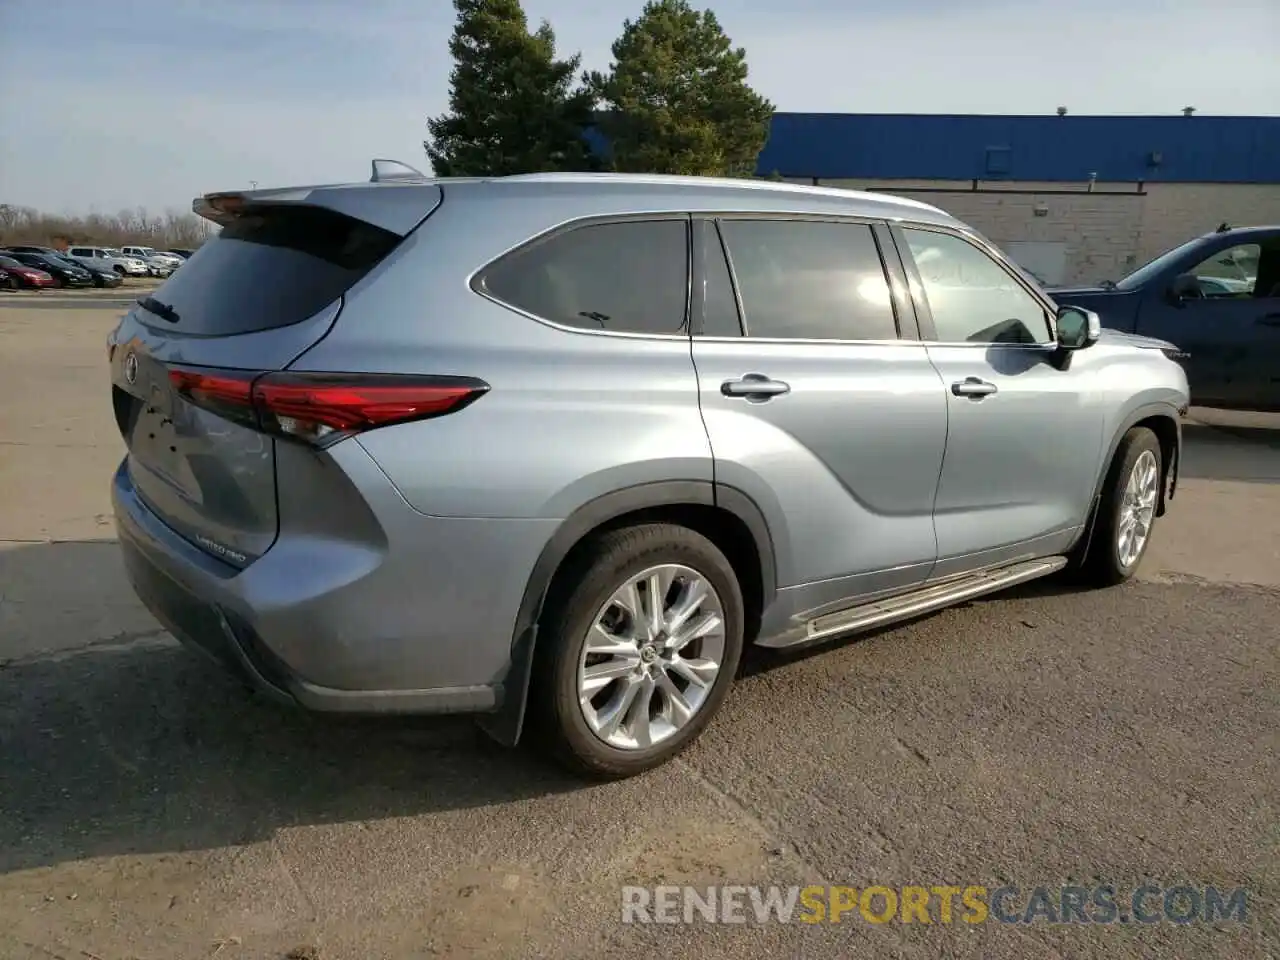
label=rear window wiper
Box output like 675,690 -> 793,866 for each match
137,295 -> 181,324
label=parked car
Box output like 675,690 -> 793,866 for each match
121,246 -> 183,270
108,167 -> 1189,779
5,244 -> 67,258
1048,224 -> 1280,411
168,248 -> 196,259
67,245 -> 149,277
104,248 -> 154,276
2,251 -> 94,288
120,252 -> 174,278
51,254 -> 122,288
0,254 -> 56,289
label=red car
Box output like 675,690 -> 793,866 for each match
0,254 -> 55,289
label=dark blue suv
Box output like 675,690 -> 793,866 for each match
1050,225 -> 1280,411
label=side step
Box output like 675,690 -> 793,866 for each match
789,556 -> 1068,648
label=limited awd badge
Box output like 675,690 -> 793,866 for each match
124,351 -> 138,384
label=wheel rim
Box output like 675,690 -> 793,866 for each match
1117,449 -> 1159,568
577,563 -> 726,751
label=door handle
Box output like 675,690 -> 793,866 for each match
721,373 -> 791,401
951,377 -> 998,399
1257,314 -> 1280,327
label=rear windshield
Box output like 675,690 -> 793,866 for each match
134,204 -> 400,336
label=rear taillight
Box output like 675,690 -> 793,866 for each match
167,367 -> 488,447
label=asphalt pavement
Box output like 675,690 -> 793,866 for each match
1,305 -> 1276,960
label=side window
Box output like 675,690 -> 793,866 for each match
698,222 -> 743,336
479,219 -> 689,335
1188,243 -> 1259,298
902,228 -> 1053,344
717,219 -> 897,340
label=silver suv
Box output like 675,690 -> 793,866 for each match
109,165 -> 1189,778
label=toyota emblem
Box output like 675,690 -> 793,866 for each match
124,351 -> 138,385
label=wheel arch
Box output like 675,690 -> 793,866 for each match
1071,402 -> 1183,566
477,480 -> 777,747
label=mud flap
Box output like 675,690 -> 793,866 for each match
476,625 -> 537,747
1160,442 -> 1178,516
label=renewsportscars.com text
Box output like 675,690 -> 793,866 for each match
621,883 -> 1249,925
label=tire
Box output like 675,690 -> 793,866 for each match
113,265 -> 126,276
1079,427 -> 1162,586
529,523 -> 745,779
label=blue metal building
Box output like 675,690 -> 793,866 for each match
755,114 -> 1280,184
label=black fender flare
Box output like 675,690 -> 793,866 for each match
477,480 -> 777,746
1071,401 -> 1183,566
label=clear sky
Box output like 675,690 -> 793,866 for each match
1,0 -> 1277,215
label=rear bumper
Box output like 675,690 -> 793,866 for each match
112,453 -> 556,715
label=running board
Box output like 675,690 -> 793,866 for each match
789,556 -> 1068,647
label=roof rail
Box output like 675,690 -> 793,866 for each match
370,159 -> 427,183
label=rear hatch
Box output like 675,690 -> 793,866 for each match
108,182 -> 443,566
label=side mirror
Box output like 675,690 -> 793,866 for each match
1055,305 -> 1101,350
1168,273 -> 1202,304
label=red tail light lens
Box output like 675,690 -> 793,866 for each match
167,368 -> 258,430
167,367 -> 488,446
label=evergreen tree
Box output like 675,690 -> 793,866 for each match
590,0 -> 774,176
425,0 -> 597,176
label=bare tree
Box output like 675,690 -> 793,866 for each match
0,204 -> 214,250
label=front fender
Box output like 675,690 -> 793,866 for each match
1072,399 -> 1184,566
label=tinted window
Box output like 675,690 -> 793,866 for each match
698,222 -> 742,336
132,204 -> 400,336
717,220 -> 897,340
903,228 -> 1052,344
481,220 -> 689,335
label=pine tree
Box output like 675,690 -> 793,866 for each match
590,0 -> 774,177
425,0 -> 597,176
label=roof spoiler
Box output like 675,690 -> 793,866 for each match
192,193 -> 248,226
192,160 -> 439,232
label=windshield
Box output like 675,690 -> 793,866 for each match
1114,236 -> 1207,291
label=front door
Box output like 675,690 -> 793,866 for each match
1136,238 -> 1280,409
895,225 -> 1105,578
689,216 -> 948,609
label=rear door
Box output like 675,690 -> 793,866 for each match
691,215 -> 947,602
108,185 -> 441,565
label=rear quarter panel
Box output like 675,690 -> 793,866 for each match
290,192 -> 712,520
